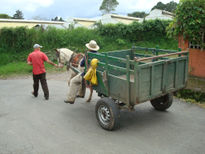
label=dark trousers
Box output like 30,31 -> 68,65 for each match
33,73 -> 49,99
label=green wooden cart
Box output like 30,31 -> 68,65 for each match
84,46 -> 189,130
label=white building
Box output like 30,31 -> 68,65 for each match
98,14 -> 141,25
145,9 -> 174,20
66,17 -> 97,29
66,14 -> 141,29
0,18 -> 67,29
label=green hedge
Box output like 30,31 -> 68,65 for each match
0,20 -> 177,65
96,20 -> 171,41
0,27 -> 101,53
176,89 -> 205,103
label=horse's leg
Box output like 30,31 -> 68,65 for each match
86,84 -> 93,102
67,69 -> 76,86
77,78 -> 86,97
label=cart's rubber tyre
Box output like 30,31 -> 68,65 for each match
150,93 -> 173,111
95,97 -> 120,131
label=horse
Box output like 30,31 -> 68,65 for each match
55,48 -> 84,85
55,48 -> 93,102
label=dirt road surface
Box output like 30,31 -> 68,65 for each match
0,72 -> 205,154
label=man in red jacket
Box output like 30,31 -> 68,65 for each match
27,44 -> 58,100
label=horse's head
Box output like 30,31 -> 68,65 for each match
55,48 -> 74,67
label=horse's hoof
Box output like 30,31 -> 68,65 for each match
86,99 -> 91,102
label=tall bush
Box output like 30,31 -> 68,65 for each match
97,19 -> 171,41
167,0 -> 205,49
0,19 -> 177,59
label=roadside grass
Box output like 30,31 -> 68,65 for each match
178,98 -> 205,109
198,103 -> 205,108
0,62 -> 64,78
0,37 -> 178,78
175,89 -> 205,108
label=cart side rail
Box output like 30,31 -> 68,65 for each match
135,53 -> 189,103
134,51 -> 189,62
132,46 -> 179,54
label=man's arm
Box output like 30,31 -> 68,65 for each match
42,52 -> 58,67
46,59 -> 58,67
27,54 -> 32,65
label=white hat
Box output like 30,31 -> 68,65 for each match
33,44 -> 43,49
85,40 -> 100,51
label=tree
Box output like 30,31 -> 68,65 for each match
167,0 -> 205,49
13,10 -> 24,19
51,16 -> 64,21
166,1 -> 178,12
0,14 -> 12,19
128,11 -> 148,18
152,2 -> 166,11
99,0 -> 119,14
151,1 -> 178,13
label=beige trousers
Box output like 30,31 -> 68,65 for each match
67,73 -> 85,102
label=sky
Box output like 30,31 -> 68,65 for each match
0,0 -> 179,20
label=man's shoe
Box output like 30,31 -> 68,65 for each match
64,100 -> 74,104
32,91 -> 38,97
45,97 -> 49,100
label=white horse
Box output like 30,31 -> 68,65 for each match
56,48 -> 94,102
55,48 -> 84,85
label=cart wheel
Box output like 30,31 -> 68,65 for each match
95,97 -> 120,130
150,93 -> 173,111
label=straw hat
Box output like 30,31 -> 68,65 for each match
85,40 -> 100,51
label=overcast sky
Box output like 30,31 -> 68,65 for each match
1,0 -> 179,20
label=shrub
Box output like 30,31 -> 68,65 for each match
96,19 -> 171,41
0,20 -> 178,66
167,0 -> 205,49
176,89 -> 205,102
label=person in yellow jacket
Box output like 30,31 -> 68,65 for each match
83,58 -> 99,102
64,40 -> 100,104
84,58 -> 99,85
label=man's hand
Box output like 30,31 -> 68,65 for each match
57,63 -> 64,68
46,59 -> 58,68
27,61 -> 32,65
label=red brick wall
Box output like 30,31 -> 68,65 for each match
178,35 -> 205,78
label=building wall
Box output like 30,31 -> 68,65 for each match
100,14 -> 140,25
0,22 -> 37,29
0,20 -> 65,29
189,49 -> 205,78
178,35 -> 205,78
145,9 -> 173,20
113,18 -> 136,25
75,20 -> 95,27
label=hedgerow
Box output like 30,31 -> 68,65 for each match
0,19 -> 177,65
167,0 -> 205,49
96,19 -> 171,41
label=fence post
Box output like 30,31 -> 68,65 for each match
178,48 -> 182,57
126,55 -> 130,105
156,45 -> 159,56
105,52 -> 109,96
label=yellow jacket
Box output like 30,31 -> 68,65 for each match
84,58 -> 99,85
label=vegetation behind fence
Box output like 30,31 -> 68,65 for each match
0,19 -> 177,66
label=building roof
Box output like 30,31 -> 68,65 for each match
72,17 -> 97,22
162,10 -> 174,17
109,14 -> 141,21
0,19 -> 65,24
145,9 -> 174,20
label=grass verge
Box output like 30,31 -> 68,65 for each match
175,89 -> 205,108
0,62 -> 64,78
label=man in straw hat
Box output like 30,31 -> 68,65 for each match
64,40 -> 100,104
27,44 -> 58,100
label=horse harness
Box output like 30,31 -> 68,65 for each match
66,53 -> 84,71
